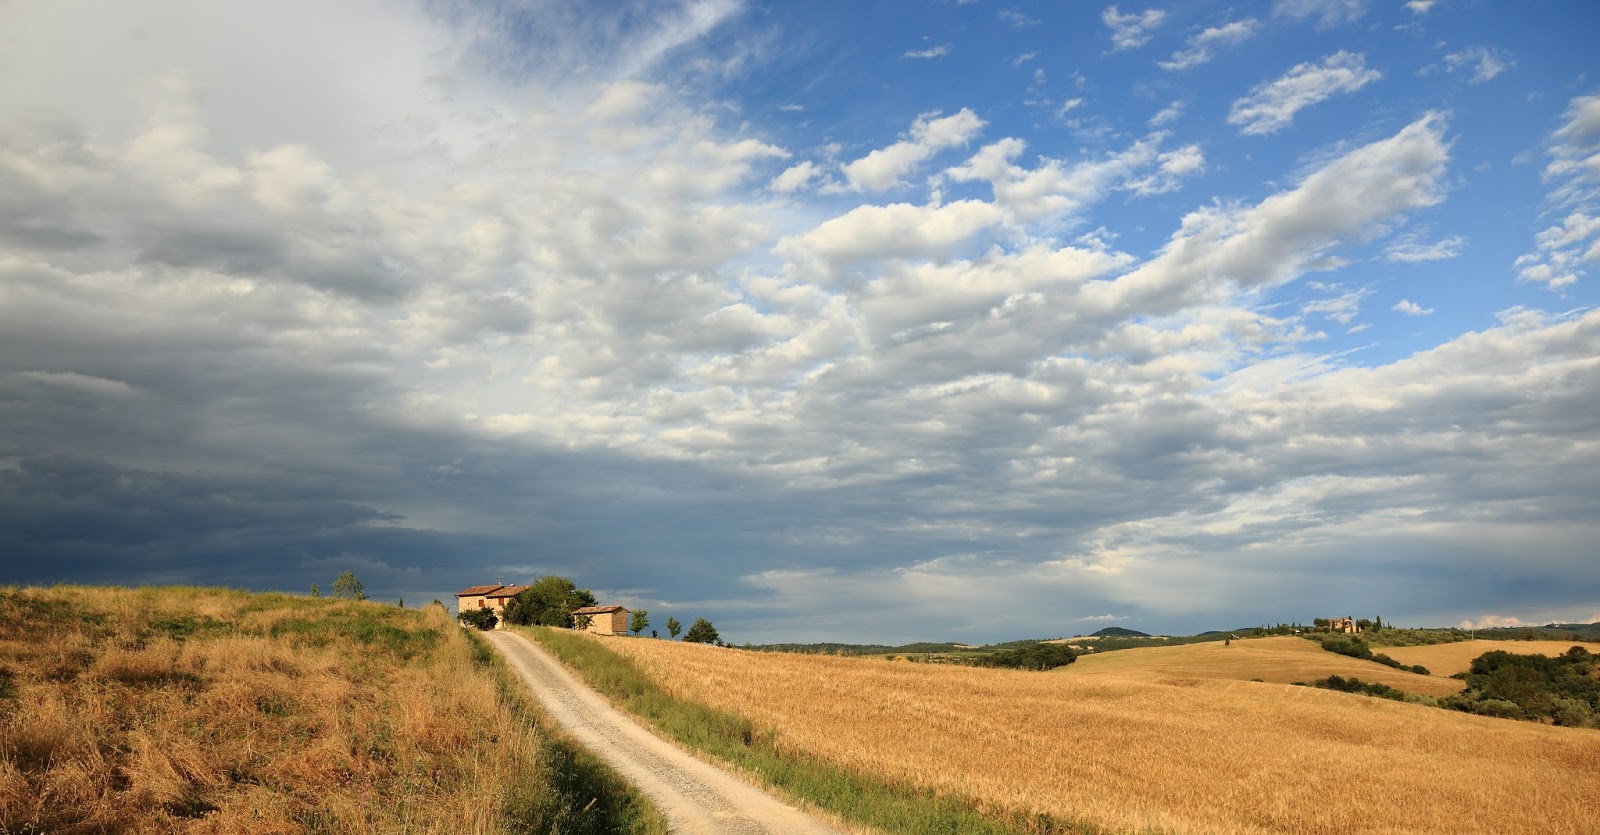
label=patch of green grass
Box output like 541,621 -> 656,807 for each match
269,605 -> 440,661
523,626 -> 1126,835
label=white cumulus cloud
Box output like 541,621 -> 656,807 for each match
1102,5 -> 1167,51
841,109 -> 986,192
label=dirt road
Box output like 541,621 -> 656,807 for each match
485,630 -> 852,835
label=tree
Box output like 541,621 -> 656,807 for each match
331,571 -> 366,600
458,608 -> 497,630
666,617 -> 681,639
683,618 -> 719,644
630,609 -> 649,636
501,576 -> 597,627
309,583 -> 321,598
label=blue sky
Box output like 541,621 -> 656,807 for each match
1,0 -> 1597,642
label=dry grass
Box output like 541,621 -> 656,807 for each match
1065,636 -> 1465,697
1378,639 -> 1600,677
0,585 -> 660,834
599,634 -> 1600,835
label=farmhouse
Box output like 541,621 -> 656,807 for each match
573,604 -> 628,636
1329,616 -> 1360,634
454,584 -> 527,617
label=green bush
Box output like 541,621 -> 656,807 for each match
458,608 -> 498,631
1311,675 -> 1405,701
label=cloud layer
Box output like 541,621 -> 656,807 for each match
2,1 -> 1596,642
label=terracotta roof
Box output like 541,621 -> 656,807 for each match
455,584 -> 504,596
572,605 -> 627,615
485,585 -> 528,599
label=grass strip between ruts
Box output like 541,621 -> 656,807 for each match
519,626 -> 1131,835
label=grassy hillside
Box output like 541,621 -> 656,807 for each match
0,585 -> 664,834
1065,636 -> 1465,697
1379,639 -> 1600,678
590,632 -> 1600,835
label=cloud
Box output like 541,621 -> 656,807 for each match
2,0 -> 1596,644
1515,94 -> 1600,290
1102,5 -> 1167,51
904,44 -> 952,59
1228,52 -> 1382,136
946,133 -> 1207,222
1274,0 -> 1367,27
774,200 -> 1003,271
840,109 -> 985,191
1385,233 -> 1465,262
1393,299 -> 1434,316
1302,287 -> 1372,324
1428,47 -> 1515,83
1406,0 -> 1437,12
1458,614 -> 1525,630
1149,101 -> 1186,127
1099,114 -> 1449,315
998,9 -> 1039,28
771,160 -> 820,193
1159,20 -> 1260,71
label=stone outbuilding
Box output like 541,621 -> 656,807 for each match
573,605 -> 629,636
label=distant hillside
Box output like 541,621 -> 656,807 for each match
1091,626 -> 1151,638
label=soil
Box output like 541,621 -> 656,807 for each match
486,630 -> 853,835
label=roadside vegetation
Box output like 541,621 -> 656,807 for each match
521,626 -> 1103,835
0,585 -> 664,834
577,627 -> 1600,835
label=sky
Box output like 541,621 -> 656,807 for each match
1,0 -> 1597,643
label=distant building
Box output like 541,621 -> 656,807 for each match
454,584 -> 528,619
573,605 -> 629,636
1329,616 -> 1360,634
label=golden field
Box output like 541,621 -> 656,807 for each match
598,634 -> 1600,835
1376,639 -> 1600,678
0,585 -> 658,834
1064,636 -> 1465,697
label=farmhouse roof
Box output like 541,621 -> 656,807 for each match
572,605 -> 627,615
455,584 -> 504,596
485,585 -> 528,599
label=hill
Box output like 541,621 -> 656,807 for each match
587,632 -> 1600,835
1379,639 -> 1600,678
1065,636 -> 1465,697
1089,626 -> 1150,638
0,585 -> 661,834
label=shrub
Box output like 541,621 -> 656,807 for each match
683,618 -> 719,644
458,608 -> 498,631
1311,675 -> 1405,701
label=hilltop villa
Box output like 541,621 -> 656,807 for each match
1329,616 -> 1361,634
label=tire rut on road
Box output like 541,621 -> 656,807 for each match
486,630 -> 851,835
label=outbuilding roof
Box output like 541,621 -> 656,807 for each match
572,605 -> 627,615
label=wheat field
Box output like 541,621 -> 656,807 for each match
1064,636 -> 1465,696
599,635 -> 1600,835
1375,639 -> 1600,678
0,585 -> 656,834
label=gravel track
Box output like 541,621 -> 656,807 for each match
486,630 -> 851,835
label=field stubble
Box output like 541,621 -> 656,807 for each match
0,585 -> 661,834
1374,639 -> 1600,677
600,635 -> 1600,835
